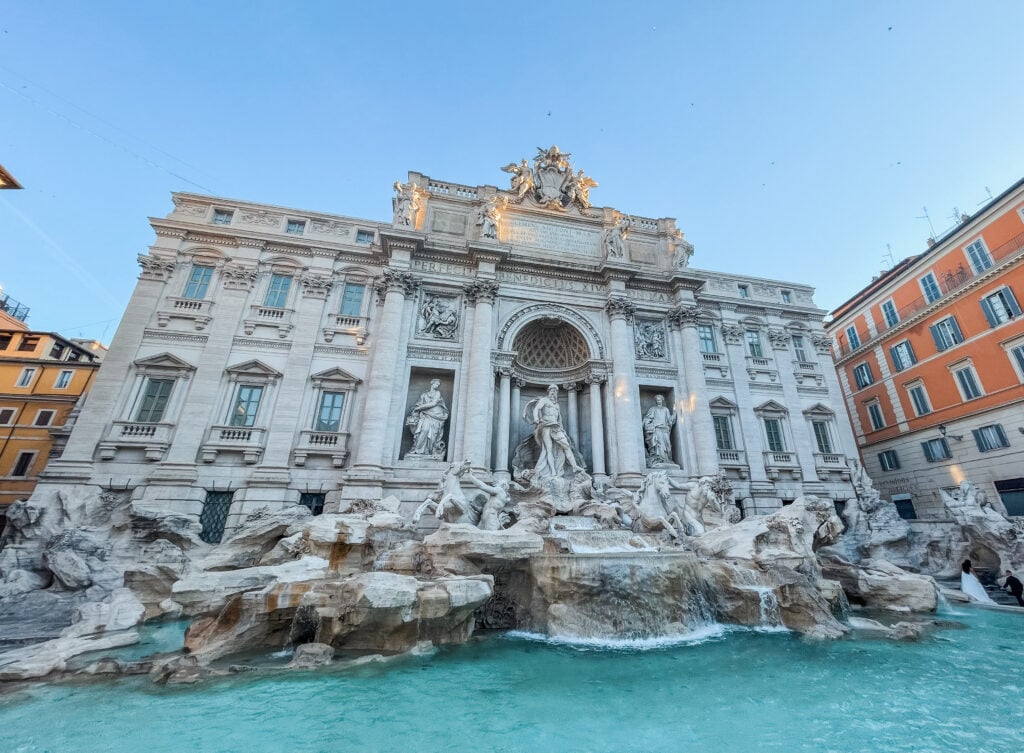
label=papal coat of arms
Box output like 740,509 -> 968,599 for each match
501,145 -> 598,211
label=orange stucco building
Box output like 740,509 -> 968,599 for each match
827,178 -> 1024,519
0,324 -> 104,521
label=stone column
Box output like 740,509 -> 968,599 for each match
587,375 -> 606,477
511,378 -> 524,460
461,279 -> 499,471
669,305 -> 718,476
563,382 -> 580,448
494,367 -> 512,479
351,269 -> 417,472
606,297 -> 645,484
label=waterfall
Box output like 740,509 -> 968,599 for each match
754,586 -> 782,629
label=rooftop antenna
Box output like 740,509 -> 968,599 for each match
917,206 -> 936,240
977,186 -> 993,206
881,243 -> 896,269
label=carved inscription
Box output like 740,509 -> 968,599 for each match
411,259 -> 475,277
497,270 -> 604,294
502,217 -> 601,255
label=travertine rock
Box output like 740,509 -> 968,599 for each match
171,557 -> 329,616
421,523 -> 544,575
289,642 -> 334,668
198,506 -> 311,571
820,556 -> 937,612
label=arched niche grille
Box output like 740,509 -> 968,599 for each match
512,318 -> 589,373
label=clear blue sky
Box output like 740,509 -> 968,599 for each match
2,2 -> 1023,342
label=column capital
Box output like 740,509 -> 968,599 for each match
221,263 -> 258,291
464,279 -> 499,305
496,366 -> 514,378
605,296 -> 636,322
667,304 -> 701,330
585,373 -> 607,385
374,269 -> 419,304
720,322 -> 744,345
562,381 -> 579,392
299,273 -> 334,299
137,254 -> 176,282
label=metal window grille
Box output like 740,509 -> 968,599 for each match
299,493 -> 326,516
199,492 -> 234,544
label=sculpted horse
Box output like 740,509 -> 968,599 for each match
413,459 -> 475,525
626,472 -> 686,541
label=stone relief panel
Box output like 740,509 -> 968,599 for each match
416,291 -> 462,341
634,318 -> 668,361
430,210 -> 468,236
240,210 -> 283,228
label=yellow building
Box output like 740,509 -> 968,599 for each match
0,326 -> 104,521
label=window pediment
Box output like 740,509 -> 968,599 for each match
226,359 -> 283,383
754,399 -> 788,415
802,403 -> 835,418
709,396 -> 738,411
311,366 -> 362,389
133,352 -> 196,377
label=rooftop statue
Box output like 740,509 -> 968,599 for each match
392,180 -> 422,227
500,146 -> 597,211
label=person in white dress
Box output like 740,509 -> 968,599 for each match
960,559 -> 997,605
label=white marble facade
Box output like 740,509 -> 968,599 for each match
40,148 -> 858,532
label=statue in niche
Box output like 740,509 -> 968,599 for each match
634,321 -> 665,359
405,379 -> 450,459
642,395 -> 676,466
500,159 -> 535,200
476,195 -> 507,240
392,180 -> 421,227
525,384 -> 585,480
419,296 -> 459,339
603,215 -> 630,258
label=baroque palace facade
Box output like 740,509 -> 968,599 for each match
40,147 -> 858,542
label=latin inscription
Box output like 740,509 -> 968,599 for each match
496,270 -> 605,294
411,259 -> 475,277
502,218 -> 601,256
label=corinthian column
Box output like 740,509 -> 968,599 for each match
351,269 -> 418,471
563,382 -> 580,447
606,296 -> 645,484
462,279 -> 499,471
586,374 -> 607,477
669,304 -> 718,476
494,367 -> 512,479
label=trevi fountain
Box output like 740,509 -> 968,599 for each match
1,149 -> 1022,752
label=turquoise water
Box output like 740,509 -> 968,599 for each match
2,608 -> 1023,753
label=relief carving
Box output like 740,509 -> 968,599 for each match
418,295 -> 460,340
634,319 -> 667,360
500,145 -> 597,212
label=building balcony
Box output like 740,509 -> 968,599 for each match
793,360 -> 824,387
702,352 -> 729,378
200,425 -> 266,464
98,421 -> 175,461
745,356 -> 778,383
763,450 -> 801,480
322,314 -> 368,344
813,452 -> 849,480
717,449 -> 748,478
157,297 -> 213,331
243,305 -> 294,338
293,429 -> 352,467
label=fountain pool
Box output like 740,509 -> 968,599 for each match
1,608 -> 1021,753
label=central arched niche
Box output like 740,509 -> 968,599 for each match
511,318 -> 590,372
508,317 -> 595,472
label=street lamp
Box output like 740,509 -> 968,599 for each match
938,424 -> 963,441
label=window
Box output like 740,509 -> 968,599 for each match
792,335 -> 809,362
340,283 -> 365,317
50,342 -> 65,359
199,491 -> 234,544
763,418 -> 785,452
893,495 -> 917,520
286,219 -> 306,235
981,287 -> 1021,327
929,316 -> 963,351
135,378 -> 174,423
995,478 -> 1024,517
0,333 -> 11,350
781,290 -> 792,303
697,325 -> 717,354
746,331 -> 763,358
907,383 -> 931,416
889,341 -> 917,372
878,449 -> 900,471
920,273 -> 941,303
15,368 -> 36,387
212,209 -> 233,225
299,493 -> 325,516
0,408 -> 15,425
1010,343 -> 1024,380
845,325 -> 861,350
33,410 -> 55,427
973,424 -> 1009,453
355,229 -> 374,244
738,284 -> 750,299
881,300 -> 899,327
183,265 -> 214,300
953,365 -> 983,400
54,370 -> 73,389
314,391 -> 346,432
811,421 -> 833,453
229,385 -> 264,427
11,451 -> 35,477
922,438 -> 951,462
964,239 -> 993,274
18,336 -> 39,352
713,415 -> 735,451
853,363 -> 874,389
264,274 -> 292,308
867,401 -> 885,431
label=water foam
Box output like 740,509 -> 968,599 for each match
502,623 -> 727,651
